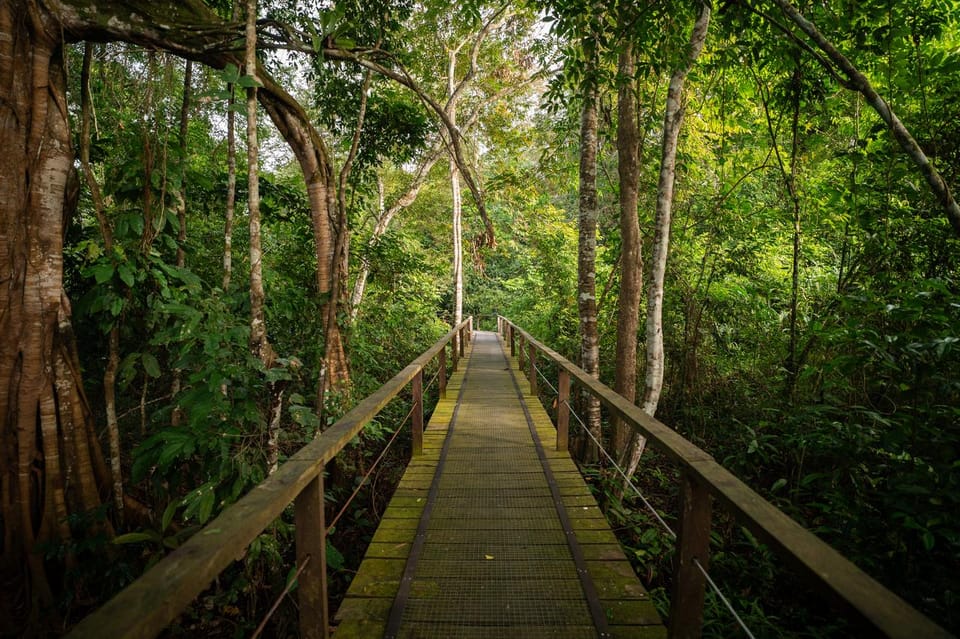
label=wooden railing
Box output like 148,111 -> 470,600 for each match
498,316 -> 952,639
68,318 -> 474,639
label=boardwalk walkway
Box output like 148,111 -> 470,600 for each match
334,331 -> 664,639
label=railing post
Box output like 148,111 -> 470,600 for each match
509,325 -> 515,356
468,316 -> 473,340
294,471 -> 329,639
556,369 -> 569,451
438,347 -> 447,399
459,326 -> 466,358
412,369 -> 424,457
517,335 -> 525,371
497,316 -> 502,336
452,333 -> 459,372
528,342 -> 537,396
668,470 -> 712,639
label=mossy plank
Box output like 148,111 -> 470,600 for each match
609,625 -> 668,639
334,595 -> 392,622
380,506 -> 424,520
581,543 -> 628,561
573,529 -> 620,545
570,516 -> 610,529
331,619 -> 386,638
362,541 -> 411,559
371,527 -> 417,543
342,559 -> 405,597
601,599 -> 662,626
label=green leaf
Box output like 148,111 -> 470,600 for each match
142,353 -> 161,378
161,501 -> 178,532
220,63 -> 240,84
771,478 -> 788,493
113,531 -> 161,545
285,565 -> 300,591
326,540 -> 345,570
922,530 -> 935,551
91,262 -> 115,284
236,74 -> 261,89
197,488 -> 216,524
118,263 -> 135,288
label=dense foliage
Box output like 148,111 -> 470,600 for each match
14,0 -> 957,636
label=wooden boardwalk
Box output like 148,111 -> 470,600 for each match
334,331 -> 664,639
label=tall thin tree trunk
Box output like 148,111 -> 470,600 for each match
171,59 -> 192,426
578,51 -> 602,462
223,80 -> 236,290
785,62 -> 803,398
80,44 -> 124,521
175,60 -> 192,269
613,39 -> 642,462
348,140 -> 441,320
627,1 -> 711,478
222,0 -> 238,292
449,50 -> 464,327
244,0 -> 281,473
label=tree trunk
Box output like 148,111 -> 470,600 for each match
1,3 -> 113,632
223,79 -> 236,291
628,1 -> 711,478
449,50 -> 464,327
785,63 -> 803,398
613,39 -> 642,462
578,52 -> 602,462
80,44 -> 125,521
171,59 -> 192,426
244,0 -> 282,474
0,0 -> 355,625
175,60 -> 192,269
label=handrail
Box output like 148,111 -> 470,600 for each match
68,318 -> 473,639
498,316 -> 952,639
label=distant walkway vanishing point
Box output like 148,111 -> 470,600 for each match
334,330 -> 665,639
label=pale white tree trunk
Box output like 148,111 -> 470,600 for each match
578,69 -> 602,461
222,0 -> 237,293
627,1 -> 711,478
222,87 -> 236,290
449,49 -> 463,326
244,0 -> 281,474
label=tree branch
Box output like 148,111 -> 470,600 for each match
763,0 -> 960,235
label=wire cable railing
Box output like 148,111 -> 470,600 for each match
328,400 -> 418,531
569,393 -> 757,637
68,318 -> 475,639
512,323 -> 796,639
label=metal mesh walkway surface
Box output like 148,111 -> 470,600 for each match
333,331 -> 665,639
